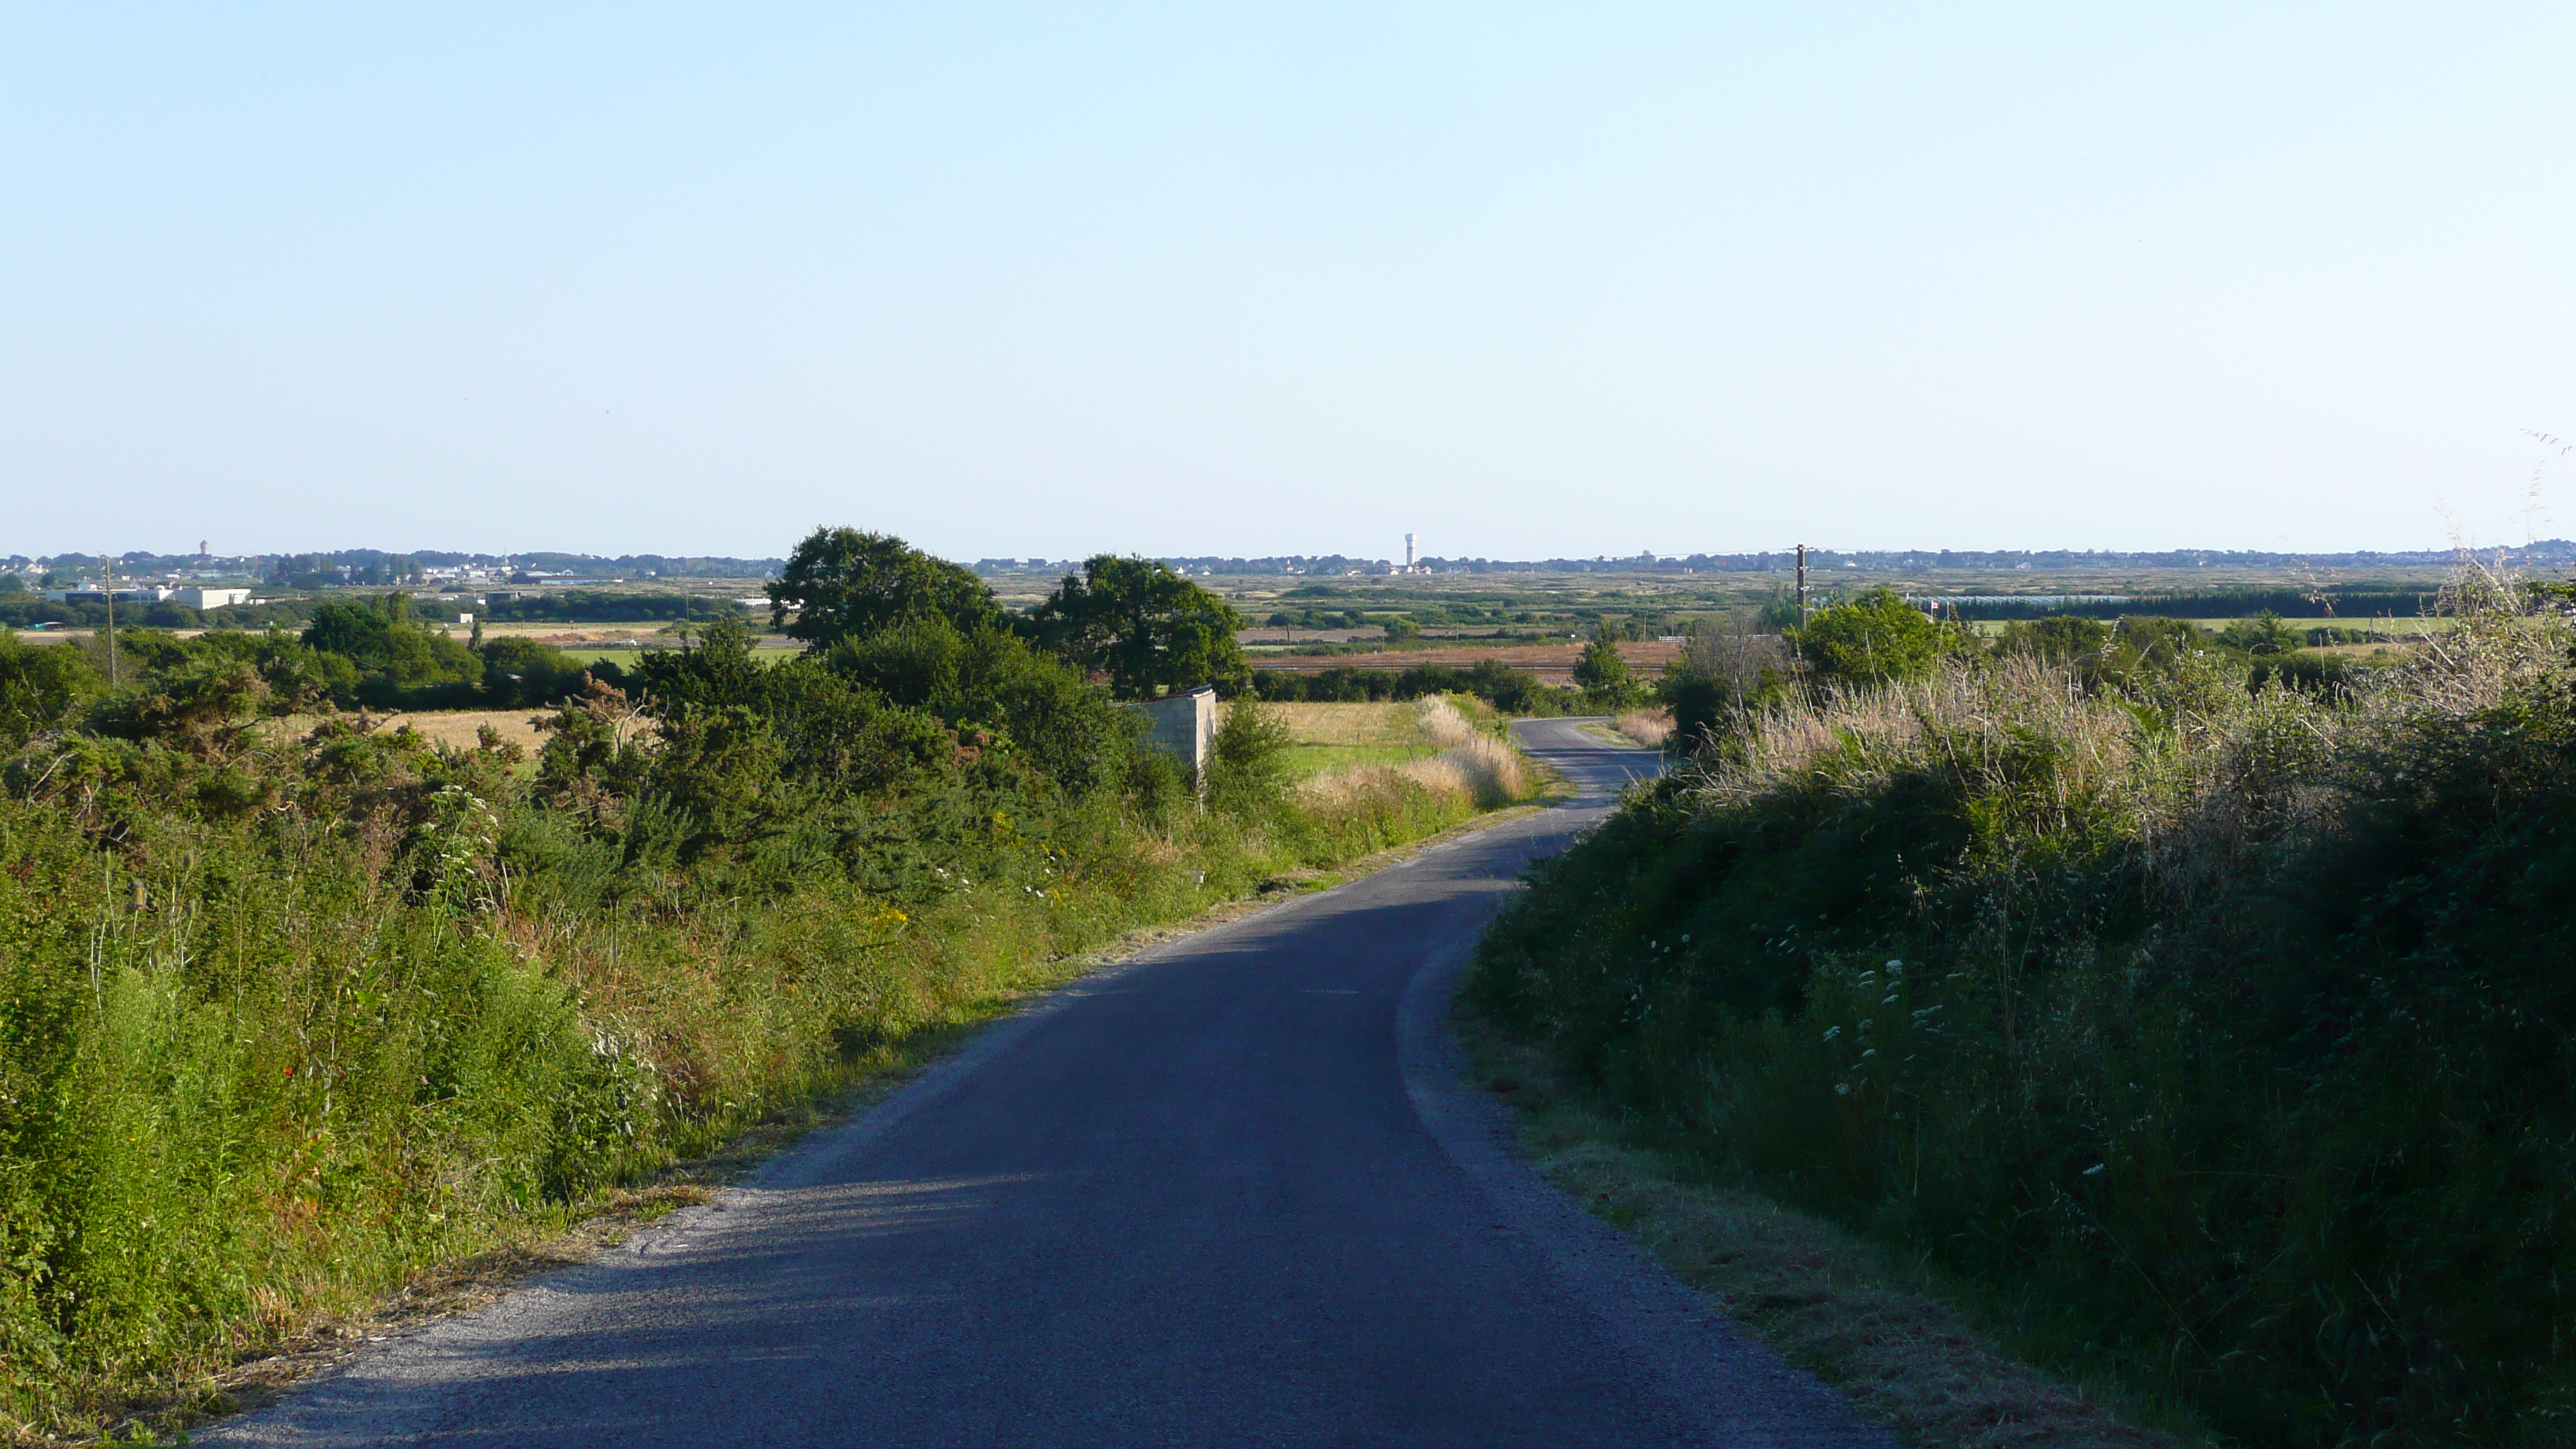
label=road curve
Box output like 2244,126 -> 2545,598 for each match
207,719 -> 1889,1447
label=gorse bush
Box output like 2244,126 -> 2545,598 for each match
0,529 -> 1527,1438
1468,570 -> 2576,1447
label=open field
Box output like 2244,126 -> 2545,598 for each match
259,708 -> 553,752
238,701 -> 1499,785
1238,700 -> 1447,777
252,701 -> 1502,790
1951,615 -> 2461,639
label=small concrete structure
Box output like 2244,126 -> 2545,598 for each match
1129,686 -> 1218,776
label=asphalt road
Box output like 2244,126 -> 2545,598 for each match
207,719 -> 1889,1447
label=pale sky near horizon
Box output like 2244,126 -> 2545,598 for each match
6,5 -> 2575,563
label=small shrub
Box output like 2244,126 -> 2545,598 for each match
1204,700 -> 1296,819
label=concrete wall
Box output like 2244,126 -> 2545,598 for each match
1129,687 -> 1218,776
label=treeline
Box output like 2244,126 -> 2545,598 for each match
0,530 -> 1524,1438
0,596 -> 318,633
0,591 -> 752,635
1250,659 -> 1584,715
266,552 -> 423,587
0,598 -> 606,714
1937,586 -> 2440,621
453,551 -> 781,578
1469,571 -> 2576,1444
477,591 -> 748,624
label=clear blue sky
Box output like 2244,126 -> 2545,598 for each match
6,5 -> 2573,561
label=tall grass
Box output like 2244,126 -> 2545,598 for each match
1467,574 -> 2576,1446
1611,708 -> 1673,748
0,725 -> 1504,1439
1300,697 -> 1531,813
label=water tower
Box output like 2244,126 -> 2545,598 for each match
1404,533 -> 1416,570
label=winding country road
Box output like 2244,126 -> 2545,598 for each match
207,719 -> 1889,1447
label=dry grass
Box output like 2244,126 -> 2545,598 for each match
1414,695 -> 1482,748
1458,1020 -> 2202,1449
259,709 -> 550,754
1395,735 -> 1530,807
1612,708 -> 1673,748
1686,585 -> 2570,901
1296,696 -> 1531,810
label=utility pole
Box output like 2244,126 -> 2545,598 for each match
103,552 -> 118,685
1795,543 -> 1809,628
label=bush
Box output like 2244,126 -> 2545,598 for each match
1785,587 -> 1961,686
1656,629 -> 1790,752
1203,701 -> 1296,818
301,595 -> 482,707
1467,591 -> 2576,1446
0,529 -> 1541,1439
474,636 -> 593,707
0,632 -> 98,747
1571,634 -> 1632,703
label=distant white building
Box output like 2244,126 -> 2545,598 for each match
173,587 -> 252,610
45,585 -> 172,605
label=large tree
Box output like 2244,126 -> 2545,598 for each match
1786,587 -> 1957,687
1032,555 -> 1250,700
766,528 -> 999,647
300,594 -> 481,690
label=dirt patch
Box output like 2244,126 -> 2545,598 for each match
259,710 -> 550,753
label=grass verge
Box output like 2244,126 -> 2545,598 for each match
55,793 -> 1550,1449
1454,1012 -> 2209,1449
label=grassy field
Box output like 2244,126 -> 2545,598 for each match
1234,697 -> 1529,781
1243,701 -> 1447,777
